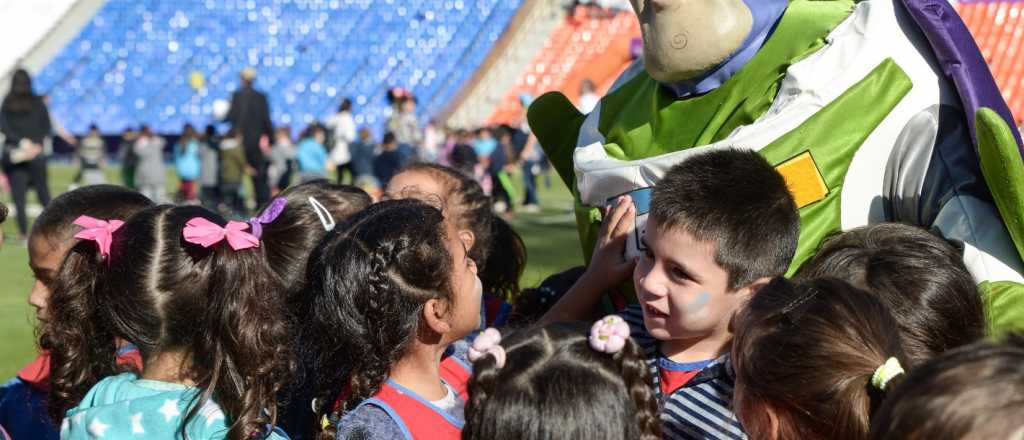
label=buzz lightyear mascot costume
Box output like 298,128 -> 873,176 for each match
528,0 -> 1024,332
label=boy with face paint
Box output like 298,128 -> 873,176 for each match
530,0 -> 1024,333
544,148 -> 800,439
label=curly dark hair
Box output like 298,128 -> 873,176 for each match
304,199 -> 456,439
46,205 -> 292,440
463,322 -> 660,440
34,186 -> 152,409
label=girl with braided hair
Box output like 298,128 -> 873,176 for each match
305,199 -> 483,440
384,162 -> 522,326
462,319 -> 660,440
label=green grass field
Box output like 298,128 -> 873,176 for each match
0,163 -> 583,378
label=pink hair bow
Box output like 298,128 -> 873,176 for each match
468,328 -> 506,368
590,315 -> 631,354
73,215 -> 124,258
182,217 -> 260,250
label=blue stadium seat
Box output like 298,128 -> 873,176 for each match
36,0 -> 523,136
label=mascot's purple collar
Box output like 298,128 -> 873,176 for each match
667,0 -> 788,98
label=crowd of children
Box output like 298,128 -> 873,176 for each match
87,94 -> 545,221
0,146 -> 1021,440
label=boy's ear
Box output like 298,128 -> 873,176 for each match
458,230 -> 476,253
742,277 -> 772,298
423,298 -> 453,335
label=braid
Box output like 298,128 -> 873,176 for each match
463,355 -> 502,439
615,338 -> 661,440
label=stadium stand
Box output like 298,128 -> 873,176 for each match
32,0 -> 523,134
485,7 -> 639,125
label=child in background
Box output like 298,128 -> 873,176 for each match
132,125 -> 167,203
268,127 -> 295,194
349,128 -> 379,194
543,148 -> 801,438
307,199 -> 482,440
870,335 -> 1024,439
74,124 -> 106,187
219,128 -> 250,216
47,205 -> 291,440
173,123 -> 201,203
373,132 -> 403,185
731,277 -> 910,440
295,123 -> 329,182
117,127 -> 138,189
385,163 -> 516,327
198,125 -> 220,210
0,186 -> 152,440
463,320 -> 659,440
797,223 -> 986,366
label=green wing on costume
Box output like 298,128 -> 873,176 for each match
976,108 -> 1024,336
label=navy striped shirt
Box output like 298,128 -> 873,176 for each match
620,306 -> 748,440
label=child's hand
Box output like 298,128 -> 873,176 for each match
540,196 -> 636,324
586,195 -> 637,290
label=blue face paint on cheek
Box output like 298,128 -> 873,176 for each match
684,292 -> 711,314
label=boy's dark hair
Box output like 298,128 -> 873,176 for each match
463,322 -> 660,440
732,277 -> 909,440
305,199 -> 455,439
650,148 -> 799,290
797,223 -> 985,366
870,335 -> 1024,440
382,132 -> 397,145
46,205 -> 292,440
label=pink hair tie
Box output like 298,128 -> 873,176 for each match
590,315 -> 631,354
73,215 -> 124,259
468,327 -> 506,368
182,217 -> 260,250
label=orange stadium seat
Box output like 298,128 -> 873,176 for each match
956,1 -> 1024,125
487,10 -> 639,125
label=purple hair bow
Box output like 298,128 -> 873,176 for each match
248,197 -> 286,238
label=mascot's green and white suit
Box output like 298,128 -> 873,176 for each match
529,0 -> 1024,333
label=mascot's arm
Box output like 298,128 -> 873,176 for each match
527,92 -> 587,190
885,105 -> 1024,336
975,108 -> 1024,336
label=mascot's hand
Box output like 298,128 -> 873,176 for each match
587,195 -> 638,290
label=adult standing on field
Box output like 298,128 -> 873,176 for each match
0,69 -> 53,241
225,67 -> 274,206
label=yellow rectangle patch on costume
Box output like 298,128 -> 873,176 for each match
776,151 -> 828,209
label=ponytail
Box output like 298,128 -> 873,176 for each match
185,226 -> 293,440
43,240 -> 121,422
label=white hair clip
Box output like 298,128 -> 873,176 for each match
308,196 -> 336,231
